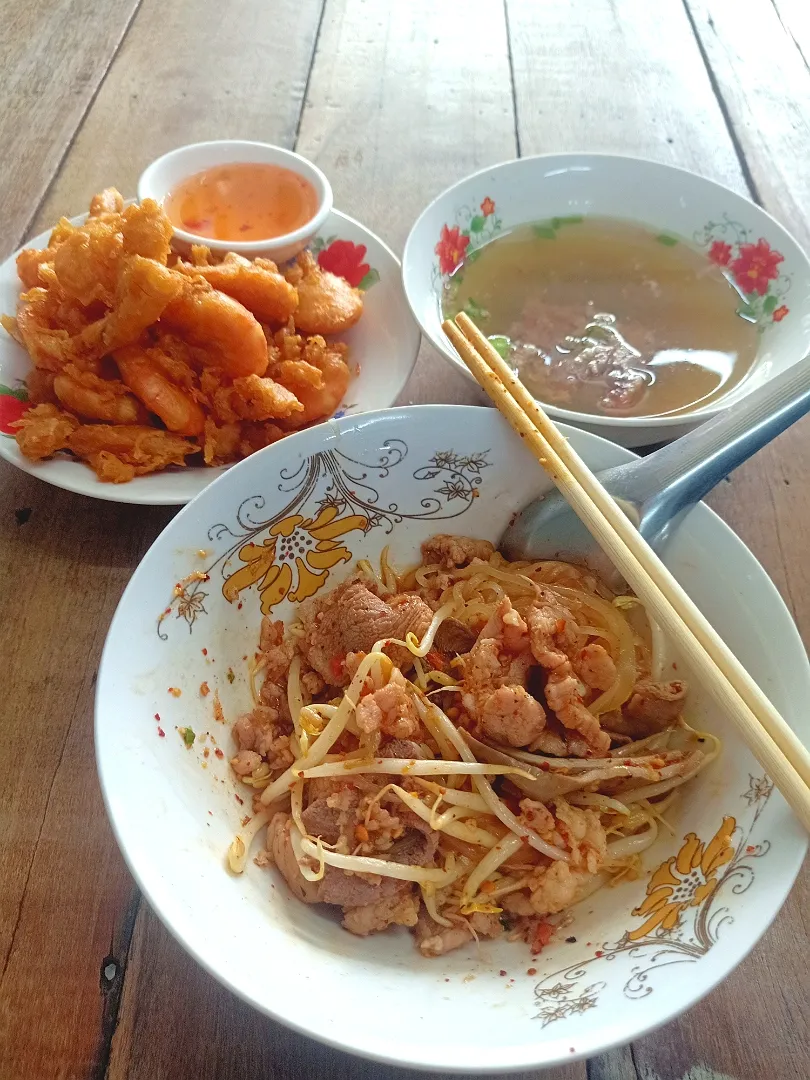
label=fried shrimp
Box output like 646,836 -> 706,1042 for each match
286,251 -> 363,335
115,345 -> 206,436
53,364 -> 147,424
11,403 -> 79,459
89,188 -> 124,217
161,279 -> 269,377
121,199 -> 174,264
3,186 -> 363,482
67,423 -> 198,481
276,347 -> 350,424
175,253 -> 298,324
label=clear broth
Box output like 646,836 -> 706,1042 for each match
442,217 -> 758,417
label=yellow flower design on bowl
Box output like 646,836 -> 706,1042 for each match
628,816 -> 736,941
222,506 -> 367,614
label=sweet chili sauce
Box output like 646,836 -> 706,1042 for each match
164,162 -> 318,242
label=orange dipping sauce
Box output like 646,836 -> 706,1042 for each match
164,162 -> 319,242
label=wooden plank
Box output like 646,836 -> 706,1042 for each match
295,0 -> 516,410
0,0 -> 142,259
109,905 -> 586,1080
505,0 -> 747,192
33,0 -> 325,232
0,1 -> 324,1077
683,0 -> 810,250
630,862 -> 810,1080
504,3 -> 810,1079
0,464 -> 172,1077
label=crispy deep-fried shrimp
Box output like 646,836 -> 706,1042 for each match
14,290 -> 77,371
1,314 -> 22,345
175,252 -> 298,324
67,424 -> 198,478
122,200 -> 173,264
13,403 -> 79,460
277,347 -> 350,425
78,256 -> 183,360
53,216 -> 123,306
202,417 -> 241,465
89,188 -> 124,217
25,368 -> 58,405
161,279 -> 268,377
286,250 -> 363,335
115,345 -> 206,436
16,248 -> 53,289
238,420 -> 285,457
229,374 -> 303,421
53,364 -> 147,424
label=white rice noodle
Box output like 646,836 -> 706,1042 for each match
421,883 -> 453,927
299,838 -> 462,885
605,818 -> 659,859
260,650 -> 384,805
461,832 -> 524,905
296,759 -> 533,780
416,699 -> 569,861
568,792 -> 631,816
227,810 -> 271,873
387,786 -> 499,847
374,599 -> 457,659
412,779 -> 490,812
286,654 -> 304,740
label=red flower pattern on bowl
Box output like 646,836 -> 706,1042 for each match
708,240 -> 732,267
480,197 -> 495,217
730,239 -> 784,297
0,384 -> 28,436
317,240 -> 370,288
435,225 -> 470,276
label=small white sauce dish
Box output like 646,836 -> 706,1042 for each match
138,139 -> 333,262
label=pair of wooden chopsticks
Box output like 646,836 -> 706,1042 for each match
444,311 -> 810,832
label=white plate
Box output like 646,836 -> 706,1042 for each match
402,153 -> 810,447
0,209 -> 420,504
96,405 -> 808,1072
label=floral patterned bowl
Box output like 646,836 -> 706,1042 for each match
96,405 -> 809,1072
0,209 -> 419,504
402,154 -> 810,447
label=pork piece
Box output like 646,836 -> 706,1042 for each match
461,597 -> 547,748
420,534 -> 495,569
527,601 -> 611,755
433,617 -> 477,656
625,679 -> 686,731
575,643 -> 616,691
269,813 -> 410,907
300,578 -> 433,685
342,889 -> 420,936
378,739 -> 427,760
414,908 -> 502,957
355,668 -> 420,739
232,705 -> 293,770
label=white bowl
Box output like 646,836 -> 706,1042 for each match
403,154 -> 810,447
0,209 -> 420,504
138,140 -> 333,262
96,405 -> 808,1072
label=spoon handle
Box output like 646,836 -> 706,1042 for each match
638,357 -> 810,546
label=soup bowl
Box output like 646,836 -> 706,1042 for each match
96,405 -> 808,1071
402,154 -> 810,446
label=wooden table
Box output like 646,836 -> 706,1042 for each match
1,2 -> 808,1077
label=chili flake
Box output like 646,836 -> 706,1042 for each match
226,667 -> 235,684
213,689 -> 225,723
157,727 -> 165,738
154,713 -> 161,722
234,794 -> 244,805
527,968 -> 537,976
214,748 -> 224,759
203,747 -> 210,759
202,648 -> 208,656
200,681 -> 210,697
168,687 -> 181,697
